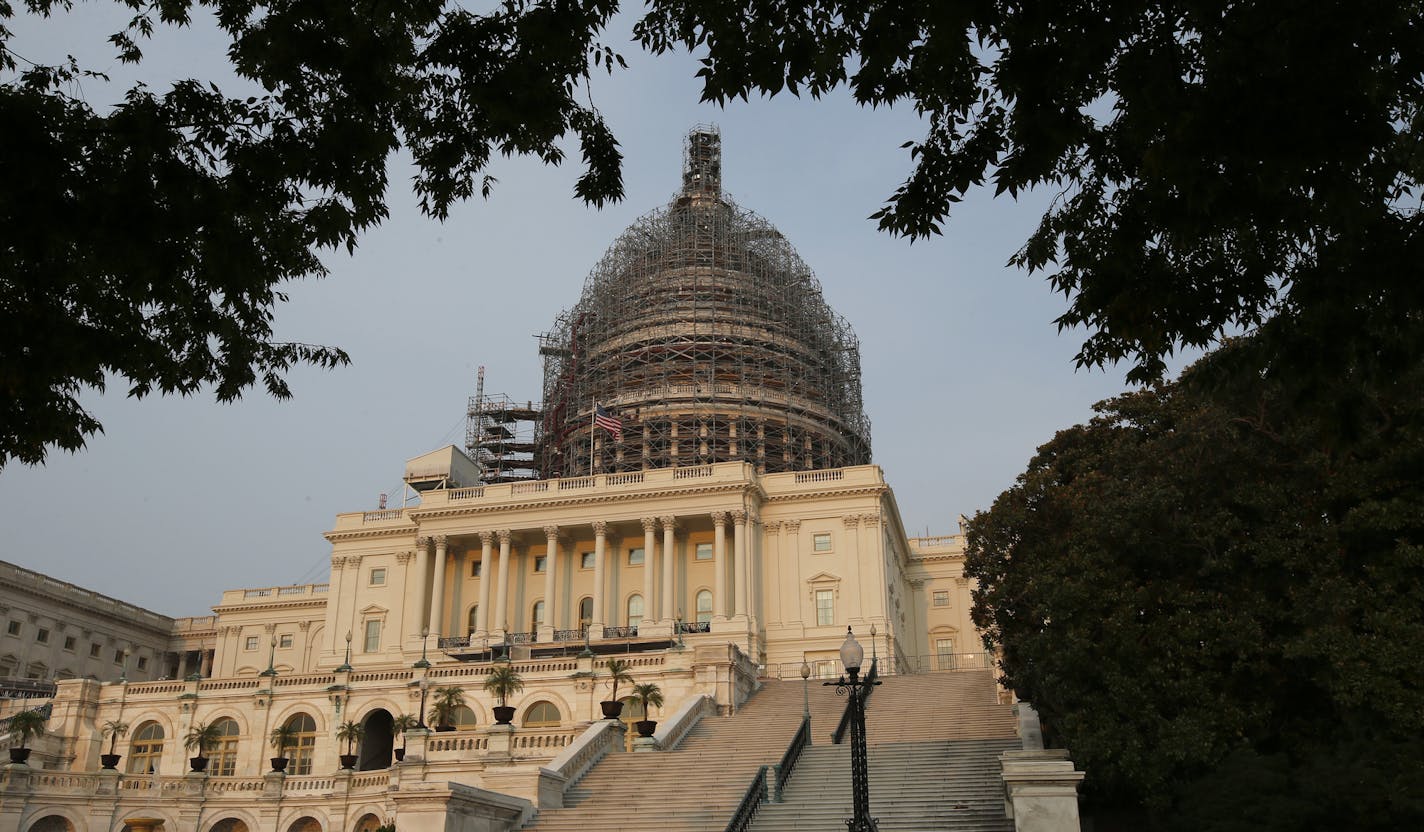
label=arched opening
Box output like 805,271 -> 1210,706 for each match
531,600 -> 545,633
450,705 -> 478,730
209,717 -> 240,776
695,589 -> 713,623
26,816 -> 76,832
283,714 -> 318,775
209,820 -> 250,832
467,606 -> 478,637
522,700 -> 561,727
626,594 -> 644,628
286,818 -> 321,832
578,597 -> 593,634
127,721 -> 164,774
357,709 -> 394,771
352,816 -> 383,832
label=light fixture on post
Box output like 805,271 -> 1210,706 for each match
259,637 -> 278,678
823,626 -> 880,831
800,658 -> 812,721
414,627 -> 431,669
336,631 -> 353,673
119,648 -> 132,684
417,676 -> 431,729
869,623 -> 877,665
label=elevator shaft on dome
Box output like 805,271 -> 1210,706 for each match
537,127 -> 871,478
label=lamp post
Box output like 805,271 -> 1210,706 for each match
119,648 -> 132,683
800,658 -> 811,722
417,676 -> 431,729
414,627 -> 431,669
823,627 -> 880,832
259,637 -> 278,678
336,631 -> 353,673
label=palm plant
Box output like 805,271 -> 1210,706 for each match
9,709 -> 46,751
428,685 -> 467,729
391,713 -> 419,753
632,682 -> 664,720
603,658 -> 634,704
102,720 -> 130,756
482,663 -> 524,708
184,721 -> 223,758
269,723 -> 298,758
337,720 -> 364,760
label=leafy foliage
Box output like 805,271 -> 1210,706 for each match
337,719 -> 365,755
602,657 -> 634,702
481,662 -> 524,707
268,722 -> 297,754
8,708 -> 47,750
184,720 -> 223,756
102,719 -> 130,756
1,0 -> 627,466
632,681 -> 663,717
965,341 -> 1424,829
429,684 -> 467,727
391,712 -> 418,751
637,1 -> 1424,384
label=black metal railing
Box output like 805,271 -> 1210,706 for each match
0,678 -> 57,699
602,625 -> 638,638
774,716 -> 810,801
831,658 -> 877,745
0,703 -> 51,736
724,764 -> 769,832
438,636 -> 471,649
677,621 -> 711,634
507,632 -> 535,644
553,628 -> 586,642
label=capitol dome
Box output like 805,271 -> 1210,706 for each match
536,127 -> 871,477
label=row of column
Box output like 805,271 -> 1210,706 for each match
403,510 -> 757,643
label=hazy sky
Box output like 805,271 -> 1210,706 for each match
1,6 -> 1147,617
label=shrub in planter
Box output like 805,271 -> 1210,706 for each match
101,719 -> 129,770
632,682 -> 664,738
429,685 -> 468,732
8,709 -> 47,765
482,663 -> 524,725
268,723 -> 298,772
337,720 -> 365,769
184,721 -> 223,773
391,713 -> 418,763
599,658 -> 634,719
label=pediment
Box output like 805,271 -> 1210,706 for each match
359,604 -> 389,615
805,571 -> 841,585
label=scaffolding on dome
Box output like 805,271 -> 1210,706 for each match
536,125 -> 871,478
465,367 -> 542,483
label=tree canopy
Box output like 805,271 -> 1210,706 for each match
964,342 -> 1424,829
5,1 -> 1423,466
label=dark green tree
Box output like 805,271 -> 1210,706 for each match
964,342 -> 1424,829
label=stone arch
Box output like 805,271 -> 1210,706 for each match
512,688 -> 573,722
521,699 -> 562,727
304,623 -> 325,669
349,810 -> 385,832
272,703 -> 328,735
465,604 -> 479,636
285,818 -> 323,832
356,708 -> 394,771
206,818 -> 253,832
25,810 -> 80,832
694,587 -> 714,623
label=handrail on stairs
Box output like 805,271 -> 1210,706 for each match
724,764 -> 769,832
773,715 -> 810,802
831,658 -> 877,745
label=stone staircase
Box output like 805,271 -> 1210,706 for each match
520,669 -> 1020,832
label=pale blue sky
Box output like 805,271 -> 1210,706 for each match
1,6 -> 1144,616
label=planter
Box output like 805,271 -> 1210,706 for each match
339,754 -> 358,769
635,720 -> 658,738
8,748 -> 31,765
270,757 -> 289,773
189,756 -> 209,773
493,705 -> 516,725
100,753 -> 121,770
434,724 -> 456,732
394,748 -> 406,762
599,700 -> 624,719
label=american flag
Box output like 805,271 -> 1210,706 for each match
593,404 -> 623,441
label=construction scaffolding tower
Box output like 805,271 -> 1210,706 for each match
465,368 -> 543,483
537,125 -> 872,477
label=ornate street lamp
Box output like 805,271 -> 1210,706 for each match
414,627 -> 431,669
119,648 -> 132,683
416,676 -> 431,729
800,658 -> 812,721
824,627 -> 880,831
259,637 -> 278,678
336,630 -> 354,673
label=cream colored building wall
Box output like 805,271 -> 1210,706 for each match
906,525 -> 987,668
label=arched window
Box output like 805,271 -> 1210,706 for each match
27,815 -> 76,832
209,717 -> 240,776
210,820 -> 251,832
578,597 -> 593,630
531,600 -> 545,633
352,815 -> 383,832
127,721 -> 164,774
695,590 -> 713,624
627,595 -> 644,628
450,705 -> 478,730
522,700 -> 561,727
286,818 -> 322,832
283,713 -> 318,775
467,606 -> 479,637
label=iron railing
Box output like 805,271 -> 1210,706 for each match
602,626 -> 637,638
507,632 -> 535,644
0,678 -> 57,699
831,659 -> 877,745
724,764 -> 769,832
0,703 -> 51,736
438,636 -> 471,649
774,716 -> 810,801
676,621 -> 711,634
553,628 -> 586,642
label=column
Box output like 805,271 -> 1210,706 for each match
641,517 -> 657,629
476,531 -> 493,637
412,537 -> 431,640
712,512 -> 729,621
732,510 -> 748,619
592,521 -> 608,637
660,516 -> 677,623
540,526 -> 559,641
428,535 -> 448,635
493,530 -> 512,637
199,649 -> 212,678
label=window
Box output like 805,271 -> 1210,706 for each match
578,597 -> 593,629
534,556 -> 547,573
628,547 -> 644,566
450,705 -> 478,730
137,656 -> 149,671
471,560 -> 482,577
581,551 -> 596,569
283,714 -> 318,775
369,567 -> 387,586
932,590 -> 950,607
364,620 -> 381,653
531,601 -> 545,632
936,638 -> 957,670
63,636 -> 76,651
522,701 -> 561,727
812,533 -> 832,552
696,590 -> 714,624
36,628 -> 49,644
7,621 -> 20,636
815,590 -> 834,626
245,636 -> 259,651
113,649 -> 124,664
90,643 -> 102,658
467,606 -> 479,637
209,718 -> 240,776
127,721 -> 165,774
627,595 -> 644,628
279,634 -> 293,649
695,542 -> 713,561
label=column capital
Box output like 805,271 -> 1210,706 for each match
730,509 -> 748,525
860,513 -> 882,528
331,556 -> 347,569
497,529 -> 512,545
785,519 -> 801,534
433,534 -> 448,548
416,535 -> 431,548
658,516 -> 679,531
764,520 -> 782,533
297,620 -> 311,632
593,520 -> 608,536
396,551 -> 414,564
543,525 -> 561,541
641,517 -> 658,533
710,511 -> 729,526
842,514 -> 861,529
344,556 -> 364,570
478,530 -> 495,546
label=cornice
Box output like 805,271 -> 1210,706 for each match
762,484 -> 888,503
211,598 -> 328,615
324,526 -> 421,544
405,480 -> 757,521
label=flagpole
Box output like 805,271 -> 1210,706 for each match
589,402 -> 597,474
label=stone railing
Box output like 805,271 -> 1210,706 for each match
544,720 -> 624,791
170,615 -> 218,634
284,775 -> 338,792
273,673 -> 337,688
511,729 -> 578,754
119,776 -> 186,793
653,694 -> 715,752
198,678 -> 262,692
224,582 -> 329,604
123,681 -> 186,696
361,509 -> 407,523
350,771 -> 391,791
428,733 -> 487,753
407,461 -> 759,513
208,777 -> 266,793
350,669 -> 413,683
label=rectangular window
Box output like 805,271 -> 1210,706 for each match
933,590 -> 950,606
90,643 -> 102,658
581,551 -> 595,569
695,543 -> 713,561
6,620 -> 20,636
471,560 -> 482,577
812,533 -> 832,552
364,620 -> 381,653
245,636 -> 259,651
136,656 -> 148,671
279,634 -> 294,648
815,589 -> 834,626
63,636 -> 76,651
628,547 -> 644,565
369,567 -> 387,586
113,649 -> 124,664
534,555 -> 547,573
36,628 -> 49,644
936,638 -> 958,670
